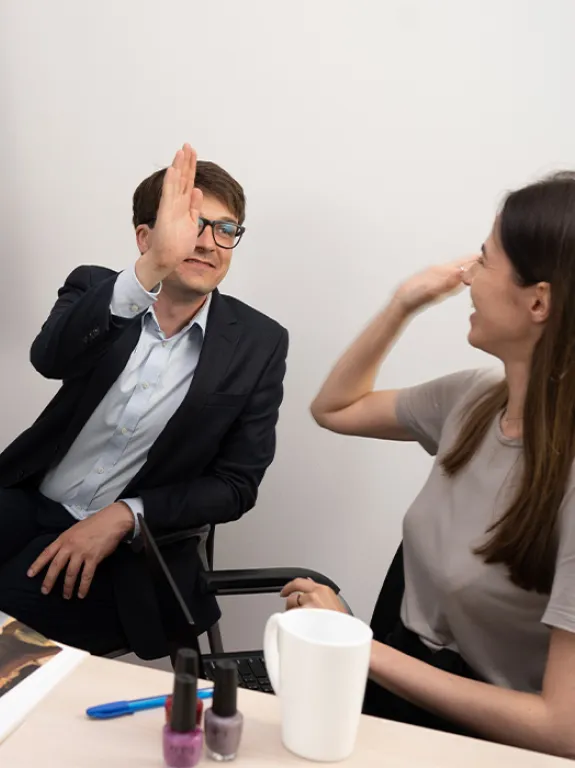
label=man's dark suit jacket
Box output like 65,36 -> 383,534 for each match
0,266 -> 289,658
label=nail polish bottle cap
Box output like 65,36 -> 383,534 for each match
212,660 -> 238,718
171,673 -> 197,733
175,647 -> 199,678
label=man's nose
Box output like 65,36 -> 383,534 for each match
196,223 -> 216,250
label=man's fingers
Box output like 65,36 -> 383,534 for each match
27,542 -> 59,578
190,187 -> 203,223
63,555 -> 84,600
162,145 -> 198,206
280,578 -> 317,598
172,148 -> 185,173
187,146 -> 198,194
41,551 -> 71,595
160,165 -> 178,210
77,561 -> 97,600
172,149 -> 186,196
181,144 -> 198,196
180,144 -> 192,194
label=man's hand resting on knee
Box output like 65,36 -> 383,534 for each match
27,502 -> 135,599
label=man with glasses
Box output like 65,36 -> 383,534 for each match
0,145 -> 288,658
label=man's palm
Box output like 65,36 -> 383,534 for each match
152,144 -> 204,268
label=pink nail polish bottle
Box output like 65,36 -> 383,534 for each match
163,673 -> 203,768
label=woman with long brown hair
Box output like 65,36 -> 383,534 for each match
282,173 -> 575,757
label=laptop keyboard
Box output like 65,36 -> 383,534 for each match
203,654 -> 273,694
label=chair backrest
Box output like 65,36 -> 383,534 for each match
362,542 -> 404,718
369,542 -> 404,642
363,543 -> 405,717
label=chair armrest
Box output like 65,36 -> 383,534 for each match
129,524 -> 209,554
155,525 -> 210,548
202,567 -> 340,596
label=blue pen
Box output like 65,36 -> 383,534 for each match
86,688 -> 213,719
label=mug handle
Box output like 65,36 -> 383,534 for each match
263,613 -> 282,695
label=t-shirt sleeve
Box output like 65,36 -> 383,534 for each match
395,369 -> 483,456
543,490 -> 575,634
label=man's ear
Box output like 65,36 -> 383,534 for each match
135,224 -> 152,255
530,282 -> 551,324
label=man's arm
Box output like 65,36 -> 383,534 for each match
140,328 -> 289,533
29,266 -> 133,380
31,143 -> 204,381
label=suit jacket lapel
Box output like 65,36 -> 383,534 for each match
91,320 -> 143,398
62,319 -> 142,452
176,290 -> 241,416
125,291 -> 241,488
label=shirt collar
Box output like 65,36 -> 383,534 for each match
145,292 -> 212,339
187,292 -> 212,335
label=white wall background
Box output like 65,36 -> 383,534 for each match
1,0 -> 575,657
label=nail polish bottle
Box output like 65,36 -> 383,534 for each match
163,673 -> 203,768
205,660 -> 244,762
165,648 -> 204,726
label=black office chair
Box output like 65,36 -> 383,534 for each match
104,523 -> 217,660
148,523 -> 225,654
138,516 -> 347,693
135,522 -> 351,656
105,522 -> 271,659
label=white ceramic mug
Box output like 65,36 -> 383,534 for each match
263,608 -> 373,762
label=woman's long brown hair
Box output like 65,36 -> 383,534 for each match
442,173 -> 575,594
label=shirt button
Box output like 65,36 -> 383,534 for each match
142,382 -> 149,390
96,467 -> 105,474
130,303 -> 139,313
121,427 -> 128,435
162,341 -> 168,348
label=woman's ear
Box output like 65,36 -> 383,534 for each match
530,282 -> 551,324
135,224 -> 152,255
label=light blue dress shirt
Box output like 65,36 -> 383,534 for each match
40,266 -> 211,536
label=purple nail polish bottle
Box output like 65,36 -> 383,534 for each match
163,673 -> 203,768
205,660 -> 244,762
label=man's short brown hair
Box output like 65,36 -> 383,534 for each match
132,160 -> 246,228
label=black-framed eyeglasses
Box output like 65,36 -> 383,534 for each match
197,217 -> 245,249
145,216 -> 246,249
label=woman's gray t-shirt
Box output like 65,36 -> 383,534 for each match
396,368 -> 575,693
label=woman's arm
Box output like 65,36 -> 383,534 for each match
370,628 -> 575,758
310,260 -> 472,438
310,298 -> 410,438
282,579 -> 575,759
